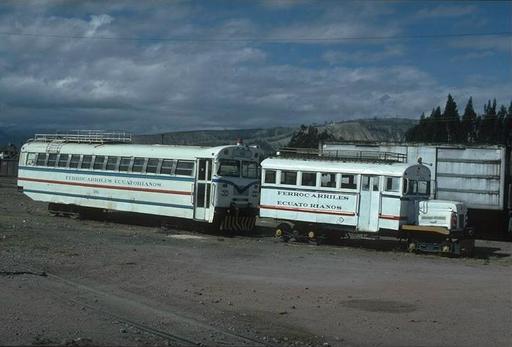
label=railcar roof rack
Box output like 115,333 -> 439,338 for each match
32,130 -> 132,144
276,147 -> 407,163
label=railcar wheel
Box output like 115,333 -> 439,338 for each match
275,223 -> 292,242
407,241 -> 416,253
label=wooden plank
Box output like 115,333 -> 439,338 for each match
401,224 -> 449,235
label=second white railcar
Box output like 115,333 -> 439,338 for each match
260,155 -> 473,254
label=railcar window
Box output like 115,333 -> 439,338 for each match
47,154 -> 58,167
264,170 -> 276,184
176,160 -> 194,176
160,159 -> 175,175
385,176 -> 400,192
242,161 -> 258,179
341,174 -> 357,189
57,154 -> 69,167
26,153 -> 37,166
119,157 -> 131,172
218,160 -> 240,177
81,155 -> 92,169
69,154 -> 80,168
93,156 -> 106,170
362,176 -> 370,191
407,180 -> 430,195
281,171 -> 297,185
146,158 -> 159,174
373,177 -> 380,191
320,173 -> 336,188
106,156 -> 119,171
36,153 -> 47,166
132,157 -> 145,173
301,172 -> 317,187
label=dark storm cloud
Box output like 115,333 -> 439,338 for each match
0,1 -> 510,133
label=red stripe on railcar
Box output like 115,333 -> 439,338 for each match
18,177 -> 192,196
259,204 -> 355,216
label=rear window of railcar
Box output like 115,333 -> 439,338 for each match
26,153 -> 37,166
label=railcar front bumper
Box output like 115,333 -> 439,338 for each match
215,205 -> 258,232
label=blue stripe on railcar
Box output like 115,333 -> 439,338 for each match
18,166 -> 195,182
23,189 -> 193,209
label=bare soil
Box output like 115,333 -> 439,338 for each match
1,177 -> 511,346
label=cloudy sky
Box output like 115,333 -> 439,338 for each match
0,0 -> 510,134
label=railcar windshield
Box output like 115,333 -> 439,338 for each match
242,161 -> 259,178
405,179 -> 430,196
218,159 -> 240,177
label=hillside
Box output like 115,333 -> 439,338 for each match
133,118 -> 417,151
0,118 -> 417,150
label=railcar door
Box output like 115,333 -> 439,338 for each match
357,175 -> 380,232
194,159 -> 213,222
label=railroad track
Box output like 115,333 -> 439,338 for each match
11,266 -> 268,347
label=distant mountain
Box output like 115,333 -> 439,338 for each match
319,118 -> 417,143
0,118 -> 418,151
133,118 -> 417,152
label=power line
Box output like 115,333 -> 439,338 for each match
0,30 -> 510,43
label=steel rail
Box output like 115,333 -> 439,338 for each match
13,265 -> 268,347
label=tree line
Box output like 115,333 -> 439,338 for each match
405,95 -> 512,145
288,124 -> 333,148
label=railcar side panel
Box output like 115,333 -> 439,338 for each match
18,166 -> 194,218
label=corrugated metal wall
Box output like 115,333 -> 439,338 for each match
322,143 -> 508,210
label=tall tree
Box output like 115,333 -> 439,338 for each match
431,106 -> 443,142
497,105 -> 508,143
504,101 -> 512,145
479,98 -> 498,143
442,94 -> 460,143
461,97 -> 477,143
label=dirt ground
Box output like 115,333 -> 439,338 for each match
1,177 -> 511,347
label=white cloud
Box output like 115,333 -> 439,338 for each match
85,14 -> 114,37
416,5 -> 477,18
0,1 -> 508,133
449,36 -> 512,53
450,51 -> 495,62
323,45 -> 404,64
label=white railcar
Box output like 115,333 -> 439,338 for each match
260,153 -> 473,254
17,133 -> 261,230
